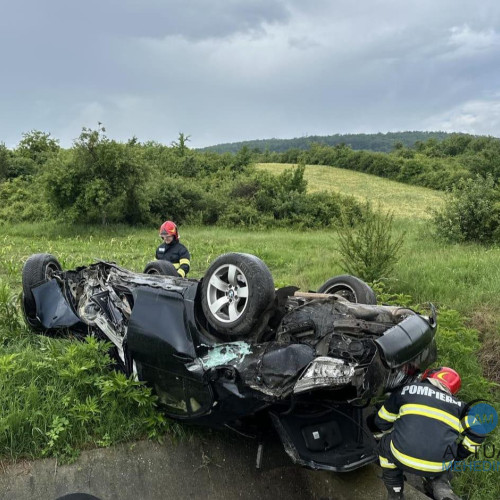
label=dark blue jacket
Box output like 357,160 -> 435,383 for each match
156,239 -> 190,277
375,381 -> 486,474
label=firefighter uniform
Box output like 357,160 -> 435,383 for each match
156,239 -> 191,277
374,380 -> 486,498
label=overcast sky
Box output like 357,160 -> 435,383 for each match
1,0 -> 500,148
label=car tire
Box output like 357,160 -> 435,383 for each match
201,253 -> 275,338
143,260 -> 178,277
317,275 -> 377,304
21,253 -> 63,331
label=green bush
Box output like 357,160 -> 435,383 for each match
432,175 -> 500,243
247,165 -> 362,228
148,176 -> 211,225
43,126 -> 151,224
0,177 -> 49,222
336,203 -> 405,282
217,202 -> 266,227
0,328 -> 172,461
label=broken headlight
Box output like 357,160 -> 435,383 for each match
294,357 -> 355,394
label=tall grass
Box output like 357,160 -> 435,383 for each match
2,221 -> 500,317
0,276 -> 175,462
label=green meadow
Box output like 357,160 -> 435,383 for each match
257,163 -> 445,220
2,219 -> 500,319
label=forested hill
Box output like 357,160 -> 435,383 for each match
198,131 -> 452,154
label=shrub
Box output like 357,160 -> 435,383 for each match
16,130 -> 60,165
336,204 -> 405,282
432,175 -> 500,243
0,177 -> 49,222
148,176 -> 210,225
217,203 -> 265,227
0,335 -> 170,461
42,126 -> 151,225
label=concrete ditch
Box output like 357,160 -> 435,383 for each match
0,431 -> 430,500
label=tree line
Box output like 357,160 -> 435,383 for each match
0,127 -> 364,228
257,134 -> 500,190
198,131 -> 452,154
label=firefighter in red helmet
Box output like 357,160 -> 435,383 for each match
372,367 -> 489,500
156,220 -> 191,277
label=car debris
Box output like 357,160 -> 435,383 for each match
21,252 -> 437,472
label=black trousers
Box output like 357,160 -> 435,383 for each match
378,434 -> 405,488
378,434 -> 451,489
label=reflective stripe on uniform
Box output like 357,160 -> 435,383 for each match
399,404 -> 461,432
179,258 -> 190,266
390,441 -> 453,472
379,455 -> 397,469
173,263 -> 180,269
177,268 -> 186,278
378,405 -> 398,422
462,435 -> 481,452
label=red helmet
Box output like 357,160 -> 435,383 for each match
422,367 -> 461,395
159,220 -> 178,240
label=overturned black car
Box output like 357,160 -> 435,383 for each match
21,252 -> 437,472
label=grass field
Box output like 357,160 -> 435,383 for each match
252,164 -> 500,316
257,163 -> 445,219
1,221 -> 499,318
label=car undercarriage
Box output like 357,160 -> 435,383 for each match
22,252 -> 437,472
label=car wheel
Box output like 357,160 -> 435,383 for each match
317,275 -> 377,304
201,253 -> 275,338
22,253 -> 62,331
143,260 -> 178,277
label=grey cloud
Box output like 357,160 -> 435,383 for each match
2,1 -> 500,147
0,0 -> 291,42
0,1 -> 292,97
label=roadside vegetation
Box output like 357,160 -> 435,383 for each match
0,128 -> 499,499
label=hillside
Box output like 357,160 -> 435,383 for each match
198,131 -> 452,153
257,163 -> 444,219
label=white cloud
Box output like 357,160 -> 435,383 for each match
442,24 -> 500,59
424,97 -> 500,136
